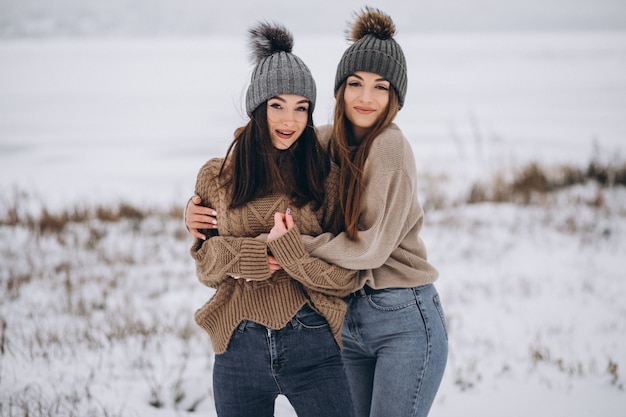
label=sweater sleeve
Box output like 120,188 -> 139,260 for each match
191,236 -> 271,287
304,129 -> 420,270
189,159 -> 272,288
267,225 -> 358,297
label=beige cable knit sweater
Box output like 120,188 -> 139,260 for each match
190,154 -> 357,354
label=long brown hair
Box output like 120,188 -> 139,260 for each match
219,101 -> 328,210
330,80 -> 400,240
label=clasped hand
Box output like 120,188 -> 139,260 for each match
185,196 -> 292,277
266,209 -> 293,274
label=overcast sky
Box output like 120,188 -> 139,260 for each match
1,0 -> 625,38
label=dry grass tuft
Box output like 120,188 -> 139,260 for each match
467,157 -> 626,205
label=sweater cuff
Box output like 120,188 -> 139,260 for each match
267,226 -> 307,266
190,238 -> 206,261
239,238 -> 272,280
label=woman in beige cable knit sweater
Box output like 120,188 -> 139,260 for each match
190,22 -> 356,417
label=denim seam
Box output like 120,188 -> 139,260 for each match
433,294 -> 449,340
265,328 -> 284,394
410,286 -> 432,417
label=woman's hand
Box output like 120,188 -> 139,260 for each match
267,208 -> 293,242
267,256 -> 282,274
266,209 -> 293,274
185,195 -> 217,240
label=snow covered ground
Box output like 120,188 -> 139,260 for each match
1,30 -> 625,416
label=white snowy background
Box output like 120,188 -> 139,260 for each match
1,1 -> 625,416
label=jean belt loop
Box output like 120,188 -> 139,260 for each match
237,320 -> 247,332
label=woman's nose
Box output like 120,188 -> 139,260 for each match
359,88 -> 373,102
278,111 -> 297,124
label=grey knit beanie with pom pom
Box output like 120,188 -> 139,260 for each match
335,7 -> 407,108
245,22 -> 316,116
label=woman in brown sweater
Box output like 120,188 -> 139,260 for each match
190,23 -> 356,417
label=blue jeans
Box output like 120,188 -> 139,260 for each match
342,284 -> 448,417
213,304 -> 355,417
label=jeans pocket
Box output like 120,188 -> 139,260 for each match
293,305 -> 329,330
368,288 -> 417,311
433,294 -> 448,340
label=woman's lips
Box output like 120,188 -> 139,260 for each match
276,130 -> 295,139
354,106 -> 376,114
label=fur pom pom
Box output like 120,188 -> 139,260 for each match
249,22 -> 294,63
348,7 -> 396,42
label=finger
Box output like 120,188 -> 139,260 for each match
186,219 -> 215,235
189,213 -> 217,227
268,266 -> 281,274
284,207 -> 294,229
191,229 -> 207,240
267,256 -> 282,274
187,224 -> 215,235
193,206 -> 217,218
188,196 -> 217,217
274,212 -> 284,226
185,200 -> 202,219
269,266 -> 281,274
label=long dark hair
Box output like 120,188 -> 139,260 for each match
219,101 -> 328,210
330,81 -> 400,240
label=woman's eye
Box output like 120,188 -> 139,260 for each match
269,103 -> 282,109
296,106 -> 309,112
348,81 -> 361,87
376,85 -> 390,91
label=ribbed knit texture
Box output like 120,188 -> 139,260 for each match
246,50 -> 317,116
190,156 -> 356,354
334,33 -> 407,108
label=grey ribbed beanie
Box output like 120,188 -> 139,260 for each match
246,23 -> 316,116
335,7 -> 407,108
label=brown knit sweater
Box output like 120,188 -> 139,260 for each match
190,154 -> 357,354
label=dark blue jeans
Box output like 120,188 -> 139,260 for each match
213,305 -> 355,417
342,284 -> 448,417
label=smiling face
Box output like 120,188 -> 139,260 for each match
266,94 -> 310,150
343,71 -> 391,140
